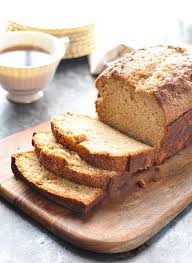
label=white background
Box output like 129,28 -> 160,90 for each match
0,0 -> 191,48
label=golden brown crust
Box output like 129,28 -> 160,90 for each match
33,133 -> 137,195
129,150 -> 154,174
32,133 -> 115,190
156,109 -> 192,164
39,149 -> 111,190
51,120 -> 153,173
153,77 -> 192,126
51,122 -> 127,171
32,131 -> 138,194
11,154 -> 105,214
37,149 -> 134,195
96,46 -> 192,164
108,173 -> 131,196
96,45 -> 192,125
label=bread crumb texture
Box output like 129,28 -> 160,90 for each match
33,131 -> 117,178
15,151 -> 103,204
51,112 -> 152,156
96,46 -> 192,153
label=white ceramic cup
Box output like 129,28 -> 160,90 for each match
0,31 -> 69,103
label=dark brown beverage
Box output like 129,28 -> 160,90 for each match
0,45 -> 53,67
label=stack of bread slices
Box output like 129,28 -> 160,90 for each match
12,46 -> 192,214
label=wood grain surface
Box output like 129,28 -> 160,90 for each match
0,122 -> 192,253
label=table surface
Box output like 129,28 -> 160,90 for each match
0,57 -> 192,263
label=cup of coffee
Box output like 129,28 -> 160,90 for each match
0,31 -> 69,103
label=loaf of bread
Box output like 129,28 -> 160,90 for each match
51,112 -> 154,172
96,46 -> 192,163
12,151 -> 105,214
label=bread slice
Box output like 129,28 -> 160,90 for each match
95,46 -> 192,163
51,112 -> 154,172
32,131 -> 118,190
11,151 -> 105,214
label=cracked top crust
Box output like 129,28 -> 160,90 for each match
96,46 -> 192,124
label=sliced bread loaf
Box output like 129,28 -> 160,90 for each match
51,112 -> 154,172
32,131 -> 118,190
95,46 -> 192,163
11,151 -> 105,214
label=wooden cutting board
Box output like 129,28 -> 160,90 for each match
0,122 -> 192,253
